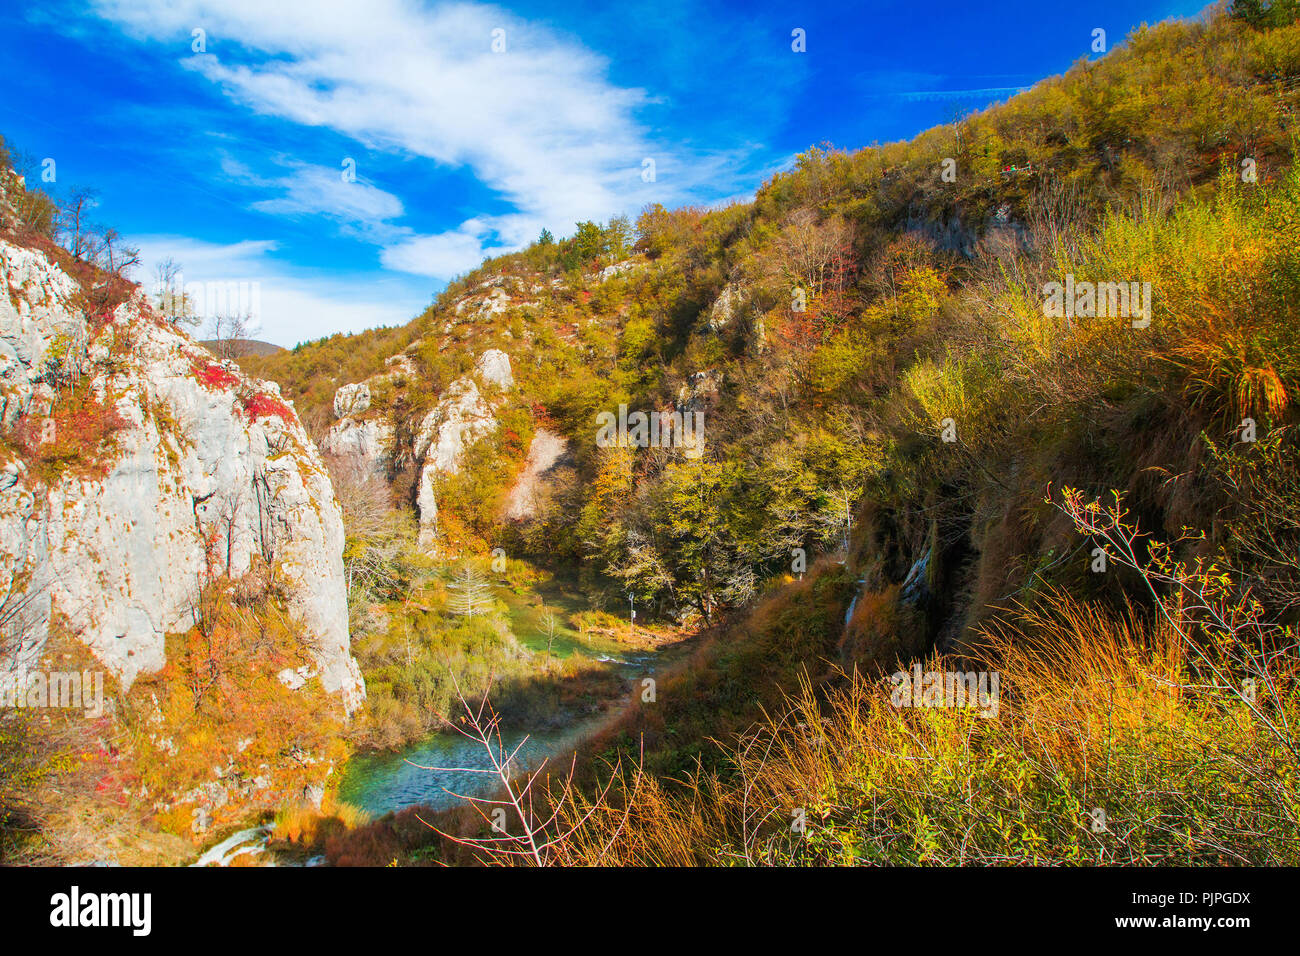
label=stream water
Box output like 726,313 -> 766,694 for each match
338,575 -> 661,818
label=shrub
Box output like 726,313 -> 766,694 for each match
13,386 -> 128,484
191,361 -> 240,390
242,391 -> 296,423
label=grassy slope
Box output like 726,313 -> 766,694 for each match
268,9 -> 1300,864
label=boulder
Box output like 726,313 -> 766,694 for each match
475,348 -> 514,390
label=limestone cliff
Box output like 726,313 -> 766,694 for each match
326,347 -> 515,553
0,192 -> 363,714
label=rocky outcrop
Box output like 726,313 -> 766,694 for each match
455,286 -> 511,319
677,368 -> 722,413
707,282 -> 747,332
333,381 -> 371,418
0,235 -> 364,712
412,373 -> 501,551
502,428 -> 571,521
599,259 -> 639,282
318,346 -> 515,554
413,377 -> 497,473
321,416 -> 394,478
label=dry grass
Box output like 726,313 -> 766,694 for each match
526,592 -> 1298,865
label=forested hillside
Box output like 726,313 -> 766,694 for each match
239,7 -> 1300,864
3,2 -> 1298,868
250,8 -> 1299,637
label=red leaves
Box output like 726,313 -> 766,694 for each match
14,394 -> 129,482
192,361 -> 240,390
242,391 -> 295,423
191,362 -> 296,423
529,400 -> 554,426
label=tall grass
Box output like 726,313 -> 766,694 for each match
531,592 -> 1298,865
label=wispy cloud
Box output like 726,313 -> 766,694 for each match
89,0 -> 755,279
241,162 -> 407,242
380,217 -> 512,277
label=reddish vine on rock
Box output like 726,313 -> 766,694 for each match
191,361 -> 240,390
242,391 -> 296,423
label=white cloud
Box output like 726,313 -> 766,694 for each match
89,0 -> 746,278
379,210 -> 545,275
245,163 -> 406,241
131,234 -> 426,347
381,227 -> 502,278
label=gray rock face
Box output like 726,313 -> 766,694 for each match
0,237 -> 364,712
415,463 -> 440,552
412,376 -> 498,551
333,381 -> 371,419
309,348 -> 515,555
502,428 -> 570,521
322,416 -> 394,478
475,348 -> 514,390
413,378 -> 496,473
707,282 -> 748,332
0,245 -> 85,430
408,350 -> 515,551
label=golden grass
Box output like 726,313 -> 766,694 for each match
520,590 -> 1299,866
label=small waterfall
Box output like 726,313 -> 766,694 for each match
191,825 -> 273,867
844,579 -> 867,628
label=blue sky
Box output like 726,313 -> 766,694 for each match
0,0 -> 1208,346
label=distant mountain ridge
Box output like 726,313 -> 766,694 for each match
200,338 -> 286,359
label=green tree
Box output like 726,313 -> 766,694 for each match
1229,0 -> 1299,28
656,457 -> 742,622
572,220 -> 606,264
606,214 -> 632,259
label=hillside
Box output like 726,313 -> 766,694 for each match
249,9 -> 1299,631
1,3 -> 1298,870
245,8 -> 1300,864
199,338 -> 287,359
